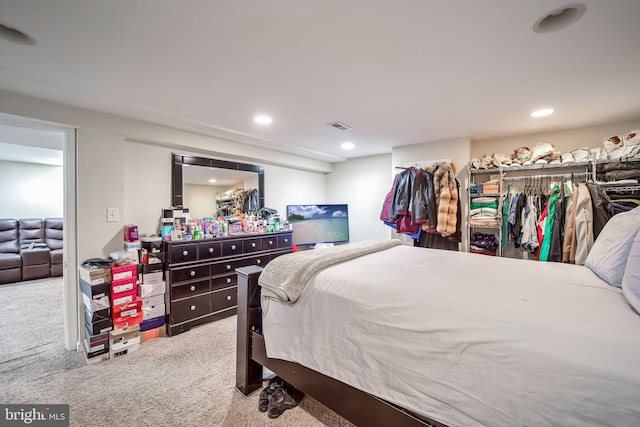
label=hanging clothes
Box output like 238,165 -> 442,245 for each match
585,182 -> 614,240
539,185 -> 558,262
563,183 -> 580,263
574,183 -> 594,265
432,163 -> 458,236
411,169 -> 437,229
390,168 -> 415,219
548,183 -> 566,263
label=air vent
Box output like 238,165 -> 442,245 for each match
327,122 -> 352,131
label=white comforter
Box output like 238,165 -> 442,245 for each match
261,245 -> 640,427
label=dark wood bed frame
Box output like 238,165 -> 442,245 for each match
235,266 -> 447,427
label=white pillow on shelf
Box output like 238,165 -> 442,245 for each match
585,207 -> 640,287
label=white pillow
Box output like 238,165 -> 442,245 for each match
622,232 -> 640,314
585,207 -> 640,287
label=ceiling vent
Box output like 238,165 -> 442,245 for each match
327,122 -> 352,131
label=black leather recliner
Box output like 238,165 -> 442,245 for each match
0,219 -> 22,284
44,218 -> 63,277
19,218 -> 51,281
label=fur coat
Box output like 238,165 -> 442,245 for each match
431,162 -> 458,237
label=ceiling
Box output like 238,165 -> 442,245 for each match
0,123 -> 64,165
0,0 -> 639,163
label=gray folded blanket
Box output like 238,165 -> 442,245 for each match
258,239 -> 401,303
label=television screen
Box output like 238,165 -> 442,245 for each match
286,204 -> 350,246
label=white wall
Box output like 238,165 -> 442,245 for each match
471,118 -> 640,159
184,184 -> 228,219
392,137 -> 471,249
326,154 -> 392,242
77,128 -> 125,262
0,160 -> 63,218
263,164 -> 327,219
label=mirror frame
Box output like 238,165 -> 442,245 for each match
171,153 -> 265,210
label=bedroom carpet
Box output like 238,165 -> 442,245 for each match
0,278 -> 355,427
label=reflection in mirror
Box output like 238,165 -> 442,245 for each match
171,153 -> 265,221
182,165 -> 259,219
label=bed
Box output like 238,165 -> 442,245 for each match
235,210 -> 640,427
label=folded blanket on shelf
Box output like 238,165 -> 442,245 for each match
470,207 -> 498,216
470,202 -> 499,210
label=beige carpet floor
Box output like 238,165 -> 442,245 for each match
0,278 -> 355,426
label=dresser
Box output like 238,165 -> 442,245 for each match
164,231 -> 292,336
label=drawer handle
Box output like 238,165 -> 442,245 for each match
190,285 -> 196,291
226,264 -> 231,270
251,242 -> 256,248
226,295 -> 232,301
190,270 -> 196,277
231,245 -> 236,250
190,305 -> 196,311
182,250 -> 189,256
284,238 -> 288,243
256,259 -> 261,264
268,240 -> 273,245
209,247 -> 214,253
226,278 -> 232,284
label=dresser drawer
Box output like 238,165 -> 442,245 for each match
169,243 -> 198,263
243,254 -> 269,268
221,239 -> 243,257
243,237 -> 263,253
199,241 -> 221,260
211,286 -> 237,313
278,233 -> 292,248
211,274 -> 237,291
171,264 -> 209,284
172,279 -> 209,301
170,294 -> 210,324
210,259 -> 244,276
261,236 -> 277,251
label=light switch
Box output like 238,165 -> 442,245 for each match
107,207 -> 119,222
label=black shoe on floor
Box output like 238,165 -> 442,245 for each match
258,383 -> 281,413
267,387 -> 298,419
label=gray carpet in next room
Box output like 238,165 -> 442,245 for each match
0,278 -> 355,426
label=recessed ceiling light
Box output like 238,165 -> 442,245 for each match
254,115 -> 273,125
208,179 -> 217,183
0,22 -> 37,45
533,4 -> 586,34
341,142 -> 355,150
531,108 -> 554,118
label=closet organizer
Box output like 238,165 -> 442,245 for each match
468,161 -> 606,263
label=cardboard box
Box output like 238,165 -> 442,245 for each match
141,237 -> 163,254
84,306 -> 111,324
83,337 -> 109,359
111,276 -> 137,294
124,225 -> 139,242
142,303 -> 165,321
141,271 -> 163,284
85,325 -> 110,351
139,324 -> 166,341
111,264 -> 137,281
109,335 -> 141,358
80,278 -> 110,300
85,314 -> 113,335
138,281 -> 165,300
140,315 -> 166,332
113,312 -> 143,331
140,293 -> 164,307
82,293 -> 110,312
111,289 -> 137,307
79,266 -> 111,285
109,328 -> 139,346
113,297 -> 142,318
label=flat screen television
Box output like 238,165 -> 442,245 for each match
286,204 -> 350,246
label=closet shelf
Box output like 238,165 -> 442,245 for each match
470,193 -> 501,198
469,161 -> 591,174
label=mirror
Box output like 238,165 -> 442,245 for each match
171,153 -> 264,219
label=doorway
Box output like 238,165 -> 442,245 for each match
0,113 -> 79,352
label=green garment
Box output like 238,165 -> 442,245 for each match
501,192 -> 509,248
470,202 -> 499,210
539,185 -> 559,262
